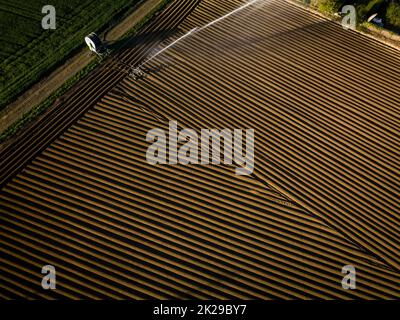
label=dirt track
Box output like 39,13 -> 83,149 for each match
0,0 -> 399,299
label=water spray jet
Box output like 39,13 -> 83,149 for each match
131,0 -> 261,79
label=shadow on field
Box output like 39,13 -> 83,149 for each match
107,28 -> 180,52
106,28 -> 185,79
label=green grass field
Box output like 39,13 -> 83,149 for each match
0,0 -> 140,110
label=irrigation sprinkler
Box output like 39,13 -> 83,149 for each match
122,27 -> 198,80
111,0 -> 261,80
127,0 -> 262,79
137,28 -> 198,69
130,68 -> 145,80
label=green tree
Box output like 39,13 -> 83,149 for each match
386,1 -> 400,28
318,0 -> 343,14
